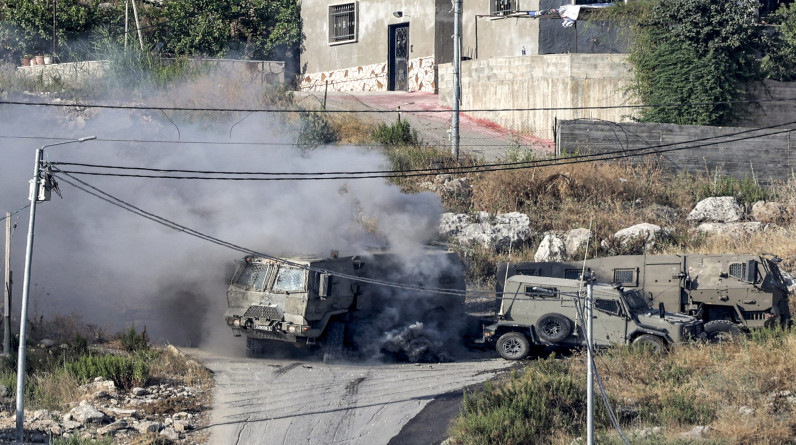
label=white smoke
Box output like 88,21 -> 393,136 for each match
0,78 -> 445,348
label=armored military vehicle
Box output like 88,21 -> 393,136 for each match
497,254 -> 790,340
482,275 -> 704,360
224,249 -> 466,362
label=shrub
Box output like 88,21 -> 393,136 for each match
120,325 -> 150,353
66,354 -> 149,390
372,119 -> 420,146
295,110 -> 339,149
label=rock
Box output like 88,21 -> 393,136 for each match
69,404 -> 106,424
633,426 -> 663,438
534,234 -> 565,262
695,222 -> 765,237
160,427 -> 180,440
62,420 -> 82,431
739,406 -> 754,415
81,379 -> 117,396
135,420 -> 163,434
565,228 -> 592,257
680,425 -> 711,439
687,197 -> 742,223
173,420 -> 190,432
751,201 -> 789,224
38,339 -> 55,348
97,419 -> 128,435
172,411 -> 190,420
439,212 -> 532,251
131,387 -> 148,396
614,223 -> 664,249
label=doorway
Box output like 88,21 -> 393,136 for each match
388,24 -> 409,91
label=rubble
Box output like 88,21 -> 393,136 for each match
0,378 -> 208,444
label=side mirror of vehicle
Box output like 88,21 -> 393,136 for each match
659,302 -> 665,319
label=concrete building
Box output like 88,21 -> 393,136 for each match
298,1 -> 627,94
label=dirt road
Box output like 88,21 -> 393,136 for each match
189,346 -> 510,445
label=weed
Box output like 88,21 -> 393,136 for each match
120,325 -> 150,353
372,119 -> 420,146
51,436 -> 114,445
295,110 -> 339,149
66,353 -> 150,390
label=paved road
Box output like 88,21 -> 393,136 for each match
296,91 -> 554,162
188,346 -> 511,445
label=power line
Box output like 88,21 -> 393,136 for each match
3,98 -> 796,114
52,171 -> 486,298
0,205 -> 30,223
48,120 -> 796,181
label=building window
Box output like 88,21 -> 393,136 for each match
491,0 -> 516,15
329,3 -> 357,44
613,268 -> 637,286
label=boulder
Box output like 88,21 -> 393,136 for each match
565,228 -> 592,257
614,223 -> 664,249
534,234 -> 566,262
751,201 -> 789,224
439,212 -> 532,251
695,222 -> 765,237
134,420 -> 163,434
69,404 -> 106,424
687,197 -> 742,223
97,419 -> 128,435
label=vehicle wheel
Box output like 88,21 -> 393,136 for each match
323,321 -> 345,364
246,337 -> 266,357
632,334 -> 666,353
496,331 -> 531,360
704,320 -> 743,343
536,313 -> 573,343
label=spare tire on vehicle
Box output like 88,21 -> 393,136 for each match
536,313 -> 573,343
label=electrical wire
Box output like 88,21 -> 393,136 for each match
52,171 -> 496,298
48,122 -> 796,181
0,205 -> 30,222
3,97 -> 796,114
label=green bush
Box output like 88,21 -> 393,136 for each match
295,110 -> 339,149
120,325 -> 150,353
66,354 -> 149,390
696,173 -> 771,204
372,119 -> 420,146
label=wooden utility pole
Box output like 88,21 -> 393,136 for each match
4,212 -> 11,355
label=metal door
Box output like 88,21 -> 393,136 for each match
388,24 -> 409,91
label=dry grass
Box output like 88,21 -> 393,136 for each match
452,330 -> 796,444
148,345 -> 213,388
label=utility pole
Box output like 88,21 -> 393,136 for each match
16,136 -> 95,443
585,275 -> 595,445
451,0 -> 461,160
131,0 -> 144,51
4,212 -> 11,356
125,0 -> 129,50
52,0 -> 57,57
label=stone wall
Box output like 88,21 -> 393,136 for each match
557,120 -> 795,182
298,56 -> 437,93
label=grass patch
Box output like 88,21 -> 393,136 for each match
450,328 -> 796,444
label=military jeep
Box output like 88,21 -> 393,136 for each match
482,275 -> 704,360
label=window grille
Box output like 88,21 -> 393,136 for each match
329,3 -> 357,44
613,268 -> 637,286
491,0 -> 516,15
729,263 -> 745,279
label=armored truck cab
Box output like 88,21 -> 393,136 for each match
484,276 -> 704,360
497,254 -> 789,336
224,249 -> 466,361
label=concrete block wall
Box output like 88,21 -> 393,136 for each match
438,53 -> 638,140
557,120 -> 795,182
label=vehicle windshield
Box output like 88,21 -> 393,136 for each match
622,289 -> 651,312
234,262 -> 272,291
273,267 -> 307,292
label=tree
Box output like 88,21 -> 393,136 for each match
762,2 -> 796,81
628,0 -> 762,126
149,0 -> 303,63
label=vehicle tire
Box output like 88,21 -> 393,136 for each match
704,320 -> 743,343
496,331 -> 531,360
246,337 -> 266,357
632,334 -> 666,353
536,313 -> 573,343
323,321 -> 345,364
